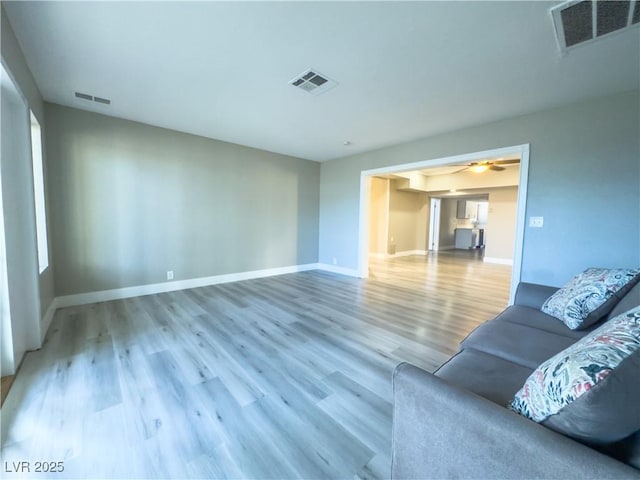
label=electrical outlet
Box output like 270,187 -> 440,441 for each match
166,270 -> 174,280
332,257 -> 337,265
529,216 -> 544,228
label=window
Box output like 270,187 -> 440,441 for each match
30,111 -> 48,273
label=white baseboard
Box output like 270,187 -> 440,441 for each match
392,249 -> 428,257
315,263 -> 362,278
483,256 -> 513,266
55,263 -> 319,308
376,250 -> 429,259
40,300 -> 57,342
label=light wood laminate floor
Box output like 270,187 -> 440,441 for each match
1,252 -> 510,479
1,375 -> 15,407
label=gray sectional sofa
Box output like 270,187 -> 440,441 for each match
392,281 -> 640,479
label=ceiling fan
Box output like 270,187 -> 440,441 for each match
464,159 -> 520,173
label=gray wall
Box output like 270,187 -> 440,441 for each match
368,176 -> 389,255
388,183 -> 429,253
46,104 -> 320,296
485,187 -> 518,262
319,91 -> 640,286
438,198 -> 457,249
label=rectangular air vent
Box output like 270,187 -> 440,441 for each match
289,69 -> 337,95
75,92 -> 93,101
74,91 -> 111,105
551,1 -> 639,52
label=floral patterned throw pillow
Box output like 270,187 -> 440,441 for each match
541,267 -> 640,330
510,306 -> 640,442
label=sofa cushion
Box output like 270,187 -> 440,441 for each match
602,430 -> 640,471
541,267 -> 640,330
514,282 -> 559,310
435,348 -> 533,406
510,306 -> 640,445
492,305 -> 595,340
461,319 -> 576,369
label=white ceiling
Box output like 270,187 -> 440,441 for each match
4,1 -> 639,162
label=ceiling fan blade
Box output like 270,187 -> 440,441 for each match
494,159 -> 520,165
489,165 -> 505,171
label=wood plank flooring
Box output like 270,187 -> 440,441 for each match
1,251 -> 510,479
1,375 -> 15,407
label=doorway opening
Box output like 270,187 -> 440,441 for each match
358,144 -> 529,303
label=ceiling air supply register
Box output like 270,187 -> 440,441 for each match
552,0 -> 640,52
74,91 -> 111,105
289,69 -> 338,96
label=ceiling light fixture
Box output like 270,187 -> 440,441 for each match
470,165 -> 489,173
466,159 -> 519,173
343,141 -> 351,146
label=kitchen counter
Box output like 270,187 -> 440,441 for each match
454,228 -> 484,249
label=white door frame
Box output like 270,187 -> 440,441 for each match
1,60 -> 43,374
357,143 -> 530,304
428,197 -> 441,252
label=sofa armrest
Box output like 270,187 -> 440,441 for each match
392,363 -> 640,479
513,282 -> 559,309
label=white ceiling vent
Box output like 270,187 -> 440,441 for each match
74,91 -> 111,105
551,1 -> 640,53
289,69 -> 337,95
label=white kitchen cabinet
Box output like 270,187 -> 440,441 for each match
454,228 -> 478,249
476,202 -> 489,225
456,200 -> 478,220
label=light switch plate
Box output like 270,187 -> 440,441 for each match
529,216 -> 544,228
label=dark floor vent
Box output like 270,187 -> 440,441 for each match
552,1 -> 639,52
